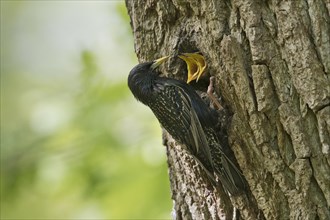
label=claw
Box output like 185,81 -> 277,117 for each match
179,53 -> 207,83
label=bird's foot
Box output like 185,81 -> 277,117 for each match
207,77 -> 223,110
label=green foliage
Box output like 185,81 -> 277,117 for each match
1,2 -> 172,219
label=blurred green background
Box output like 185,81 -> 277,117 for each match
1,1 -> 172,219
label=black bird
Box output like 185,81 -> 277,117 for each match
127,56 -> 246,195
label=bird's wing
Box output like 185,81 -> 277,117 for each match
181,87 -> 214,167
150,81 -> 215,171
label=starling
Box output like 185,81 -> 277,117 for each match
128,55 -> 246,195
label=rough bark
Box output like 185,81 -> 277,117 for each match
126,0 -> 330,219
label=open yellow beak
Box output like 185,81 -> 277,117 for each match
178,53 -> 207,83
178,55 -> 199,83
151,56 -> 170,70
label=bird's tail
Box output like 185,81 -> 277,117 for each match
215,153 -> 247,195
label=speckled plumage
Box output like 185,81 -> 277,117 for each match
128,60 -> 245,195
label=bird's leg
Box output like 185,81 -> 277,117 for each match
207,76 -> 223,110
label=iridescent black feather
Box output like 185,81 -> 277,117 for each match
128,61 -> 246,195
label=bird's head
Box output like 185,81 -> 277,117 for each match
128,56 -> 169,103
128,56 -> 169,78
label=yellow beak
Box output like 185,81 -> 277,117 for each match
178,53 -> 207,83
178,55 -> 199,83
151,56 -> 170,69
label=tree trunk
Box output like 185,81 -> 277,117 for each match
125,0 -> 330,219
